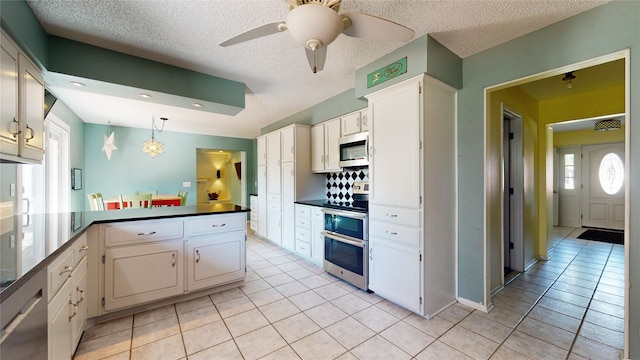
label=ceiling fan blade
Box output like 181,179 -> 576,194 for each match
342,13 -> 414,42
219,22 -> 286,47
305,46 -> 327,73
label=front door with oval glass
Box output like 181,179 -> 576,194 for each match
581,143 -> 625,230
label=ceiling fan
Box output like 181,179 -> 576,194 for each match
219,0 -> 415,73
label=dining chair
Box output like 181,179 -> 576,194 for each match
119,194 -> 152,209
94,192 -> 105,211
178,191 -> 188,206
135,191 -> 155,196
87,193 -> 99,211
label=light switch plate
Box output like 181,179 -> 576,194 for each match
182,182 -> 191,188
10,184 -> 15,197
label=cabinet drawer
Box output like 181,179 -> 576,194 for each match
267,194 -> 281,203
267,202 -> 281,212
295,217 -> 311,229
295,204 -> 310,218
370,222 -> 420,248
105,220 -> 184,247
370,205 -> 420,228
72,232 -> 89,266
295,240 -> 311,257
311,207 -> 324,222
186,214 -> 245,237
48,248 -> 74,301
295,227 -> 310,241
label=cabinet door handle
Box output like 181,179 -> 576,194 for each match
9,118 -> 21,139
172,253 -> 176,267
60,265 -> 73,276
386,231 -> 398,235
137,231 -> 156,236
69,300 -> 77,320
369,247 -> 373,261
212,223 -> 226,227
320,155 -> 325,163
386,213 -> 398,218
79,245 -> 89,252
362,114 -> 367,127
195,249 -> 200,263
24,125 -> 34,142
290,146 -> 294,154
76,287 -> 85,303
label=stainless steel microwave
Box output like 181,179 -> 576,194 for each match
338,132 -> 368,168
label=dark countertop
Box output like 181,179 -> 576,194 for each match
295,199 -> 368,213
1,203 -> 249,300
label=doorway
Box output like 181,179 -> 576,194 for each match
196,149 -> 246,207
502,107 -> 524,276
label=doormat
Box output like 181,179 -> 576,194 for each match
577,229 -> 624,245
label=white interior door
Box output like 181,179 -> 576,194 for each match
581,143 -> 625,230
557,146 -> 581,227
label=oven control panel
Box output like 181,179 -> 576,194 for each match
353,181 -> 369,195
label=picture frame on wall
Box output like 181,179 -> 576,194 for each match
71,168 -> 82,190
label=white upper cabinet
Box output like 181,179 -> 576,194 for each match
340,109 -> 368,136
281,126 -> 295,163
311,118 -> 342,173
0,31 -> 44,163
257,135 -> 267,166
266,131 -> 281,194
369,80 -> 421,209
0,33 -> 19,157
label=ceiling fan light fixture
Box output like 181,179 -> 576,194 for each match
286,3 -> 343,49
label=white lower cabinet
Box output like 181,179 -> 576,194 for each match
101,213 -> 247,313
369,238 -> 421,313
104,240 -> 184,311
294,205 -> 325,266
187,232 -> 246,291
311,207 -> 325,266
47,234 -> 88,360
71,257 -> 88,352
48,280 -> 72,360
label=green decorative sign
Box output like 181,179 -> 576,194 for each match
367,57 -> 407,88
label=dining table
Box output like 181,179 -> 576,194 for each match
104,194 -> 182,210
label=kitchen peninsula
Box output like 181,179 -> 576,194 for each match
0,203 -> 249,359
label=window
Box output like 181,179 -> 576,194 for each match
564,154 -> 575,190
599,153 -> 624,195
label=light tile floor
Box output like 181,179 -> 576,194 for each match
73,226 -> 625,359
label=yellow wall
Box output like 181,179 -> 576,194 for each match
554,126 -> 625,147
488,86 -> 539,291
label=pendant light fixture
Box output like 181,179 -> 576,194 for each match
102,121 -> 117,160
142,117 -> 168,158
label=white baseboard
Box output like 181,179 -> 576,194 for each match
457,296 -> 494,313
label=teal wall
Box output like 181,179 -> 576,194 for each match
83,124 -> 256,209
354,35 -> 462,98
261,88 -> 368,134
0,0 -> 48,69
48,101 -> 86,211
457,1 -> 638,356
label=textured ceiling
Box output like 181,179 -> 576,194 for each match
26,0 -> 610,138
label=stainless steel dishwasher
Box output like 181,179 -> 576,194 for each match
1,268 -> 48,359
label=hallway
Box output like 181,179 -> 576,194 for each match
73,227 -> 625,359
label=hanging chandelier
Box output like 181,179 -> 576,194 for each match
142,117 -> 168,158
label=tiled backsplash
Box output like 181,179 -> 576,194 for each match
326,169 -> 369,201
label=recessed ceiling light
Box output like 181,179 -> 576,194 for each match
192,103 -> 203,108
139,93 -> 152,99
70,81 -> 85,87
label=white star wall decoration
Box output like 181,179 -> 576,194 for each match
102,131 -> 117,160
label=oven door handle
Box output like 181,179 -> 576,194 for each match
321,208 -> 367,220
322,231 -> 366,248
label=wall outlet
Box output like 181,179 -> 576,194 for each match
10,184 -> 15,197
182,182 -> 192,188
